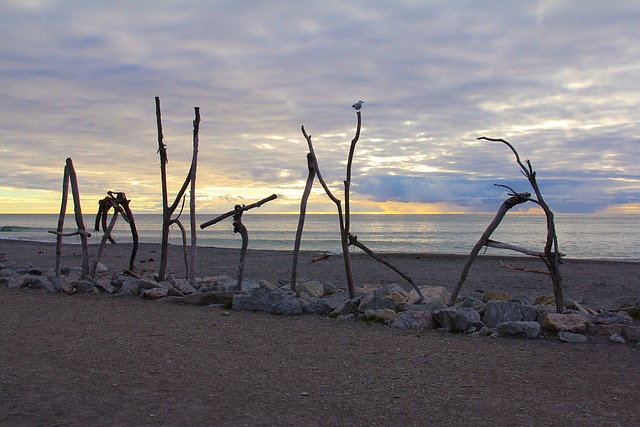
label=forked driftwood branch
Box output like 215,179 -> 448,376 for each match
294,115 -> 359,298
155,97 -> 200,282
449,137 -> 564,313
48,158 -> 91,277
200,194 -> 277,290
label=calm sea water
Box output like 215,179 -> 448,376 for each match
0,213 -> 638,261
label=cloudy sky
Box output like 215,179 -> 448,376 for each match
1,0 -> 638,215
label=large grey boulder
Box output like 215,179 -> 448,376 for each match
558,331 -> 588,343
482,301 -> 540,328
358,293 -> 396,312
392,310 -> 435,330
433,307 -> 484,333
232,285 -> 303,315
496,321 -> 540,338
28,275 -> 57,293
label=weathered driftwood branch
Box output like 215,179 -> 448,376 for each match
478,136 -> 564,313
233,206 -> 249,291
200,194 -> 277,290
49,230 -> 92,237
91,201 -> 119,277
484,239 -> 545,257
290,153 -> 316,292
155,97 -> 200,282
348,234 -> 425,302
299,125 -> 355,298
93,191 -> 139,273
449,192 -> 530,305
189,108 -> 200,285
200,194 -> 278,228
499,260 -> 550,275
50,158 -> 91,276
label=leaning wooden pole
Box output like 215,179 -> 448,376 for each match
448,192 -> 529,305
66,158 -> 90,277
290,153 -> 316,292
53,166 -> 70,277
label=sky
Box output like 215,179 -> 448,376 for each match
1,0 -> 639,215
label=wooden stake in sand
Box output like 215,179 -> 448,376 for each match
155,97 -> 201,283
449,137 -> 564,313
48,158 -> 91,277
200,194 -> 277,290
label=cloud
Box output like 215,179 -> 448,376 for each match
0,0 -> 638,214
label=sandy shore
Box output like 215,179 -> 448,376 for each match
1,239 -> 640,425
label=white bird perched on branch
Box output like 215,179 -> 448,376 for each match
352,100 -> 364,111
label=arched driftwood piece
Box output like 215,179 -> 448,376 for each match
449,137 -> 564,313
92,191 -> 139,276
155,97 -> 200,282
200,194 -> 277,290
48,158 -> 91,277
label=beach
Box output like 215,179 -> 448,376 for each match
1,239 -> 640,425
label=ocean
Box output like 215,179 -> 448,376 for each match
0,213 -> 638,262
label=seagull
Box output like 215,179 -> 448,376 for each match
352,100 -> 364,111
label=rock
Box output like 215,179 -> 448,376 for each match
28,275 -> 56,293
533,295 -> 557,307
364,309 -> 398,322
76,279 -> 95,293
433,307 -> 484,333
302,297 -> 333,315
608,333 -> 626,344
482,301 -> 540,328
183,291 -> 237,306
298,281 -> 324,298
558,331 -> 588,343
7,275 -> 30,289
593,323 -> 624,336
94,277 -> 116,293
232,285 -> 303,315
0,268 -> 17,284
622,325 -> 640,342
94,262 -> 108,273
142,287 -> 170,299
455,297 -> 485,312
332,295 -> 365,316
12,263 -> 43,275
322,291 -> 350,310
51,276 -> 74,293
482,290 -> 512,302
542,313 -> 590,333
408,286 -> 451,305
322,282 -> 342,296
172,278 -> 198,295
608,296 -> 640,320
391,310 -> 434,330
496,321 -> 540,338
358,293 -> 396,312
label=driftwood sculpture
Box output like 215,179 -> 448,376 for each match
200,194 -> 277,290
293,109 -> 424,301
92,191 -> 139,277
449,137 -> 564,313
155,97 -> 201,283
48,158 -> 91,277
292,115 -> 361,298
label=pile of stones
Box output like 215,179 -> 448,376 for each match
2,261 -> 639,344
